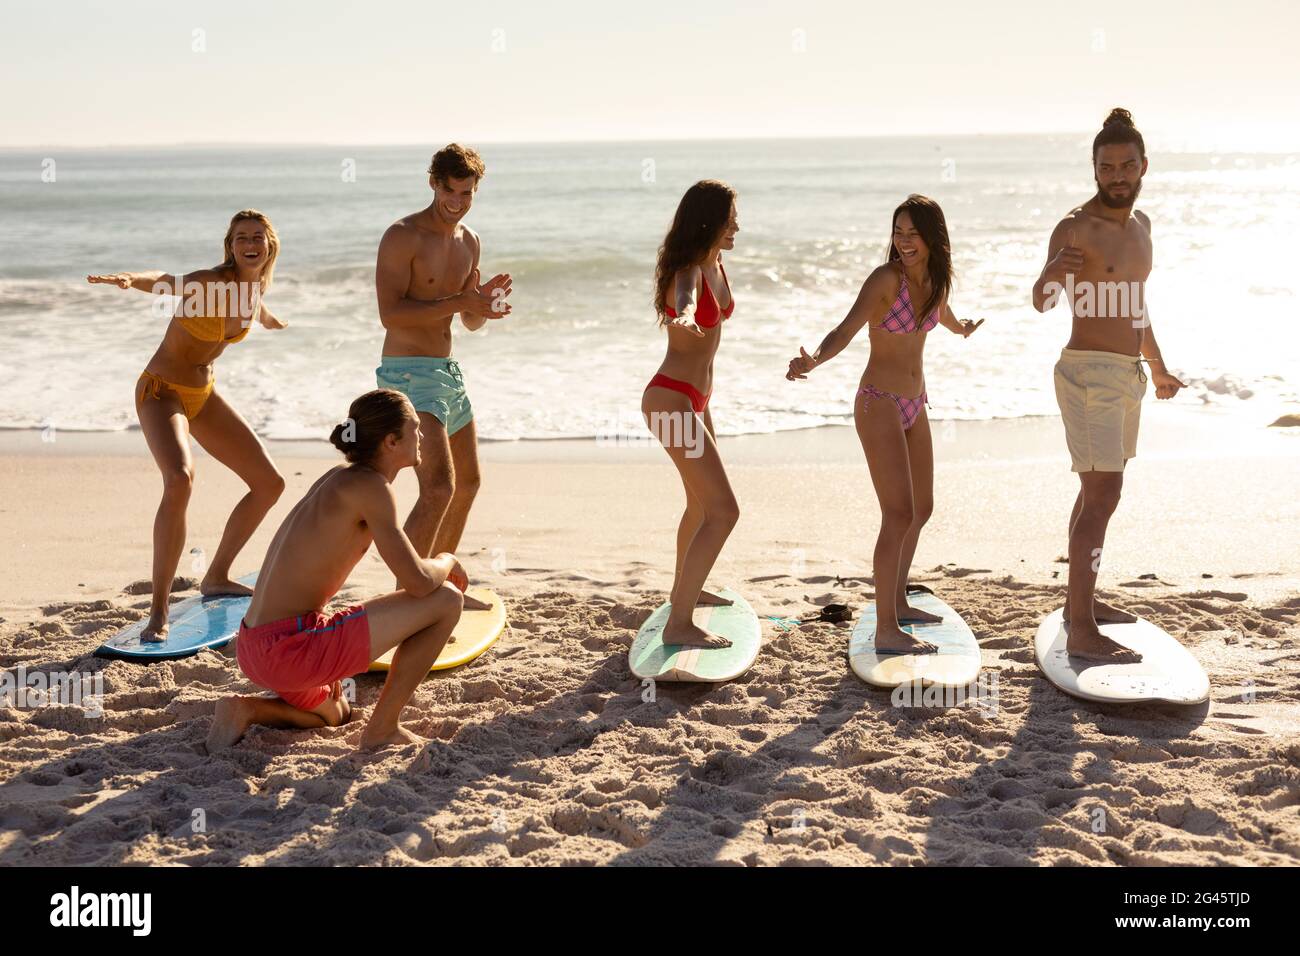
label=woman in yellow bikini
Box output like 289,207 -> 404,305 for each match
87,209 -> 288,641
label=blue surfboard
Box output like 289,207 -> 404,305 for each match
97,572 -> 258,661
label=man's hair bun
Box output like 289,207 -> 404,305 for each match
1103,107 -> 1135,127
1093,107 -> 1144,159
328,390 -> 413,465
328,421 -> 350,453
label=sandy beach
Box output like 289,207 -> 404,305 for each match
1,406 -> 1297,865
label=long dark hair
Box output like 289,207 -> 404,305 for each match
329,389 -> 414,465
887,194 -> 952,330
653,179 -> 736,324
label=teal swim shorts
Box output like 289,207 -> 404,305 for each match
375,356 -> 474,436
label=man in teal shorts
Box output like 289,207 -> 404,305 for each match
375,357 -> 474,437
375,143 -> 512,601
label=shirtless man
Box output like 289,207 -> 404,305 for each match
206,389 -> 466,751
375,144 -> 511,609
1031,108 -> 1186,663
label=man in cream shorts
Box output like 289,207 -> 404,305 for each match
1032,107 -> 1185,664
1053,348 -> 1147,473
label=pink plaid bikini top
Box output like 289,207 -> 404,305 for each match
881,270 -> 939,334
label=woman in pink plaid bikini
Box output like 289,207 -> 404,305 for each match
786,195 -> 982,653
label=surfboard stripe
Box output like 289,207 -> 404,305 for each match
629,588 -> 762,683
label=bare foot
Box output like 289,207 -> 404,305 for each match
206,697 -> 254,751
360,724 -> 426,750
897,603 -> 943,625
1064,598 -> 1138,624
662,618 -> 732,649
200,575 -> 254,598
1064,623 -> 1142,663
696,589 -> 734,607
462,592 -> 491,611
140,616 -> 169,643
321,681 -> 353,725
874,625 -> 939,655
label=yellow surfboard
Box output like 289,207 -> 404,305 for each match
368,587 -> 506,673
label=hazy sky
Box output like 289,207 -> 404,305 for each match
3,0 -> 1297,149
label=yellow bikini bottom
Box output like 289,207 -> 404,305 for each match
136,371 -> 213,421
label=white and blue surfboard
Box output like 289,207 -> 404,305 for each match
849,587 -> 981,688
97,572 -> 258,661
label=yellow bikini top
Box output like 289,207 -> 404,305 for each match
177,312 -> 252,344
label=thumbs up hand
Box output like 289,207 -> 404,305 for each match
786,346 -> 818,381
1050,228 -> 1085,282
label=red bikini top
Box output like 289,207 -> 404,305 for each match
666,261 -> 734,328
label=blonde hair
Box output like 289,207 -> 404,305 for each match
221,209 -> 280,290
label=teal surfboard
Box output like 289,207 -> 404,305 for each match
630,588 -> 762,682
97,572 -> 258,661
849,589 -> 980,688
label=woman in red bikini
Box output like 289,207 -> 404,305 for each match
642,180 -> 739,649
87,210 -> 288,641
786,195 -> 983,653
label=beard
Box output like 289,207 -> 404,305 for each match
1096,175 -> 1143,209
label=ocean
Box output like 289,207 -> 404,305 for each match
1,137 -> 1297,441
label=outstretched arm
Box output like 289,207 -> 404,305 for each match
256,300 -> 287,330
664,265 -> 704,337
939,303 -> 983,337
352,477 -> 458,597
86,268 -> 216,295
786,265 -> 895,379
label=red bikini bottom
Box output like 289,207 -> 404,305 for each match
646,373 -> 710,414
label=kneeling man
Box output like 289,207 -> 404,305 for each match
208,388 -> 467,750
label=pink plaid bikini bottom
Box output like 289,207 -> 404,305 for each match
858,384 -> 929,431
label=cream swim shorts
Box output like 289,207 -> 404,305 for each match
1053,348 -> 1147,473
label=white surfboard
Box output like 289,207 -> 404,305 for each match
1035,608 -> 1209,704
849,590 -> 981,688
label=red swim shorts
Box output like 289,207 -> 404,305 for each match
236,605 -> 373,711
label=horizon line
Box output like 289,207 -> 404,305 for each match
2,128 -> 1293,153
0,128 -> 1129,152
